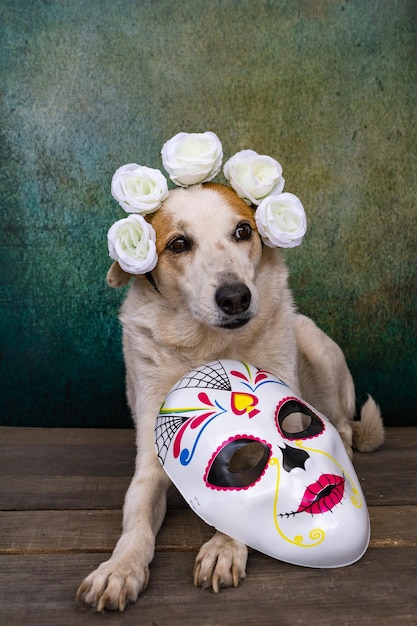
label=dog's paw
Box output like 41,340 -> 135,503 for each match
76,558 -> 150,612
193,532 -> 248,593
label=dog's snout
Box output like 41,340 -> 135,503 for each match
215,283 -> 251,316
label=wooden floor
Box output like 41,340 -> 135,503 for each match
0,426 -> 416,625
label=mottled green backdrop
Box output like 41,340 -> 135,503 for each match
1,0 -> 416,427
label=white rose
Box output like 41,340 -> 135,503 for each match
255,193 -> 307,248
161,131 -> 223,186
107,214 -> 158,274
223,149 -> 285,205
111,164 -> 168,214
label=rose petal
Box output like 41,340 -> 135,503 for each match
111,164 -> 168,214
255,193 -> 307,248
224,150 -> 284,205
161,131 -> 223,186
108,214 -> 158,274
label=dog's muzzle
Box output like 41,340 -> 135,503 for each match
215,283 -> 252,328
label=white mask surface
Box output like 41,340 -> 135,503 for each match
155,360 -> 370,568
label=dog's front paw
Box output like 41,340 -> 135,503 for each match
76,557 -> 150,612
193,531 -> 248,593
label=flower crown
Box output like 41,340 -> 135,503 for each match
108,131 -> 307,275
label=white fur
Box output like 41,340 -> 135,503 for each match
77,183 -> 384,611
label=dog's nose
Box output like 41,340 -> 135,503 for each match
215,283 -> 251,315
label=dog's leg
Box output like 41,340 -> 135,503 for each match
193,531 -> 248,593
76,450 -> 171,611
295,314 -> 384,457
295,314 -> 357,456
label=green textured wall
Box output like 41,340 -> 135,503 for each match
1,0 -> 416,427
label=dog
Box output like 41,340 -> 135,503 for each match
77,182 -> 384,611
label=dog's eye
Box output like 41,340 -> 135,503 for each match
167,237 -> 191,253
234,222 -> 252,241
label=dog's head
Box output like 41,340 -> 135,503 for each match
108,183 -> 264,329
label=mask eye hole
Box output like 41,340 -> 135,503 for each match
280,411 -> 312,434
229,440 -> 266,472
205,437 -> 271,490
276,399 -> 325,440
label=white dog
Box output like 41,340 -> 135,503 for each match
77,182 -> 384,611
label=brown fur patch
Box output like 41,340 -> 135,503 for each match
204,183 -> 257,228
149,183 -> 257,257
148,210 -> 178,256
107,261 -> 131,288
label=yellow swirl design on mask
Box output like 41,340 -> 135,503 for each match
270,457 -> 325,548
294,440 -> 363,509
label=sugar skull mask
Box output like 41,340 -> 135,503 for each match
154,360 -> 370,568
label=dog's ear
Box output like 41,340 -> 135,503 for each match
106,261 -> 131,288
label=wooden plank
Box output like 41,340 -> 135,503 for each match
372,427 -> 417,449
0,443 -> 135,477
0,509 -> 210,554
0,426 -> 135,446
1,443 -> 416,510
0,427 -> 416,624
0,476 -> 185,511
353,446 -> 417,505
1,506 -> 416,555
368,505 -> 417,547
0,549 -> 416,625
1,426 -> 416,447
0,476 -> 130,511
